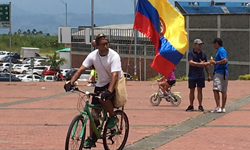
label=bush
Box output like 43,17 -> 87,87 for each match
238,74 -> 250,80
147,75 -> 162,81
176,76 -> 188,81
147,75 -> 188,81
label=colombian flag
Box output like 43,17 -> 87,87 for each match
133,0 -> 188,77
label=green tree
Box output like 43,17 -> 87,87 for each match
41,52 -> 66,70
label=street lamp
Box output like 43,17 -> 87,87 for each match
91,0 -> 94,51
59,0 -> 67,26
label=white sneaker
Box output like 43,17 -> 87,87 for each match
221,108 -> 226,113
211,107 -> 221,113
87,83 -> 93,87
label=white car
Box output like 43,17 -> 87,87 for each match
0,62 -> 13,73
14,64 -> 31,74
41,75 -> 55,82
0,51 -> 10,60
34,59 -> 47,66
60,69 -> 70,77
21,74 -> 42,82
11,64 -> 23,73
26,66 -> 47,75
78,70 -> 91,81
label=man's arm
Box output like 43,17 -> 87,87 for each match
107,71 -> 119,93
189,60 -> 205,67
70,65 -> 88,84
210,58 -> 227,65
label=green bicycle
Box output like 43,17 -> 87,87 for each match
65,87 -> 129,150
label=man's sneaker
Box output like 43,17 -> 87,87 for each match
87,83 -> 94,87
222,108 -> 226,113
107,116 -> 119,129
186,105 -> 194,111
211,107 -> 222,113
198,105 -> 204,111
83,137 -> 96,148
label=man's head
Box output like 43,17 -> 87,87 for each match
91,40 -> 96,47
193,39 -> 204,51
213,38 -> 223,49
95,33 -> 109,56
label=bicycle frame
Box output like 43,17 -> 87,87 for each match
71,95 -> 108,140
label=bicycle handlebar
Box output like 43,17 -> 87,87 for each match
71,86 -> 102,98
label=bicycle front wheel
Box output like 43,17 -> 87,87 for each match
149,93 -> 161,106
103,110 -> 129,150
65,115 -> 86,150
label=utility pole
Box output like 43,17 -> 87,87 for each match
59,0 -> 67,26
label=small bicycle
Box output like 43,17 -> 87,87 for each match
149,81 -> 181,106
65,87 -> 129,150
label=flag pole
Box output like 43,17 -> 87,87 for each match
133,0 -> 138,81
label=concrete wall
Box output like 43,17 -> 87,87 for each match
186,14 -> 250,80
59,52 -> 71,69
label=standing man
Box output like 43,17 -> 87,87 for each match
210,38 -> 229,113
91,39 -> 96,50
186,39 -> 211,111
64,33 -> 121,148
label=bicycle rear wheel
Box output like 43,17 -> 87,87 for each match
170,93 -> 181,107
65,115 -> 86,150
103,110 -> 129,150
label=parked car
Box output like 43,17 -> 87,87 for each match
15,74 -> 26,79
11,64 -> 23,73
0,56 -> 22,64
26,66 -> 47,75
9,53 -> 20,59
60,69 -> 70,77
34,59 -> 47,66
41,66 -> 58,76
65,68 -> 78,81
78,70 -> 91,81
21,74 -> 43,82
14,64 -> 30,74
0,62 -> 13,73
41,75 -> 55,82
0,51 -> 10,60
123,72 -> 133,81
0,73 -> 21,82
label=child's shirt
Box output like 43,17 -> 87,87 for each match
167,71 -> 175,81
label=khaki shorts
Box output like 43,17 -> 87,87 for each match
213,73 -> 229,92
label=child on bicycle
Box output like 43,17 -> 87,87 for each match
157,70 -> 176,97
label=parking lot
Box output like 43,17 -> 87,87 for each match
0,80 -> 250,150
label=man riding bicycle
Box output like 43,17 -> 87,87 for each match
64,33 -> 122,148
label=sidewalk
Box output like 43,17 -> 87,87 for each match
0,80 -> 249,150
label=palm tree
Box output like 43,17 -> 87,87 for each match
41,52 -> 66,70
32,29 -> 37,35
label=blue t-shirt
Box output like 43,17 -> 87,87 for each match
214,46 -> 229,75
188,49 -> 207,79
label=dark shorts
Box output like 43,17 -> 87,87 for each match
167,80 -> 176,86
92,83 -> 115,105
188,78 -> 205,89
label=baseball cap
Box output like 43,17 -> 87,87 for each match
213,38 -> 223,45
194,39 -> 204,44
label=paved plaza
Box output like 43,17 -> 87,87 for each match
0,80 -> 250,150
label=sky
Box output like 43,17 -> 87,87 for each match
4,0 -> 250,16
1,0 -> 250,34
